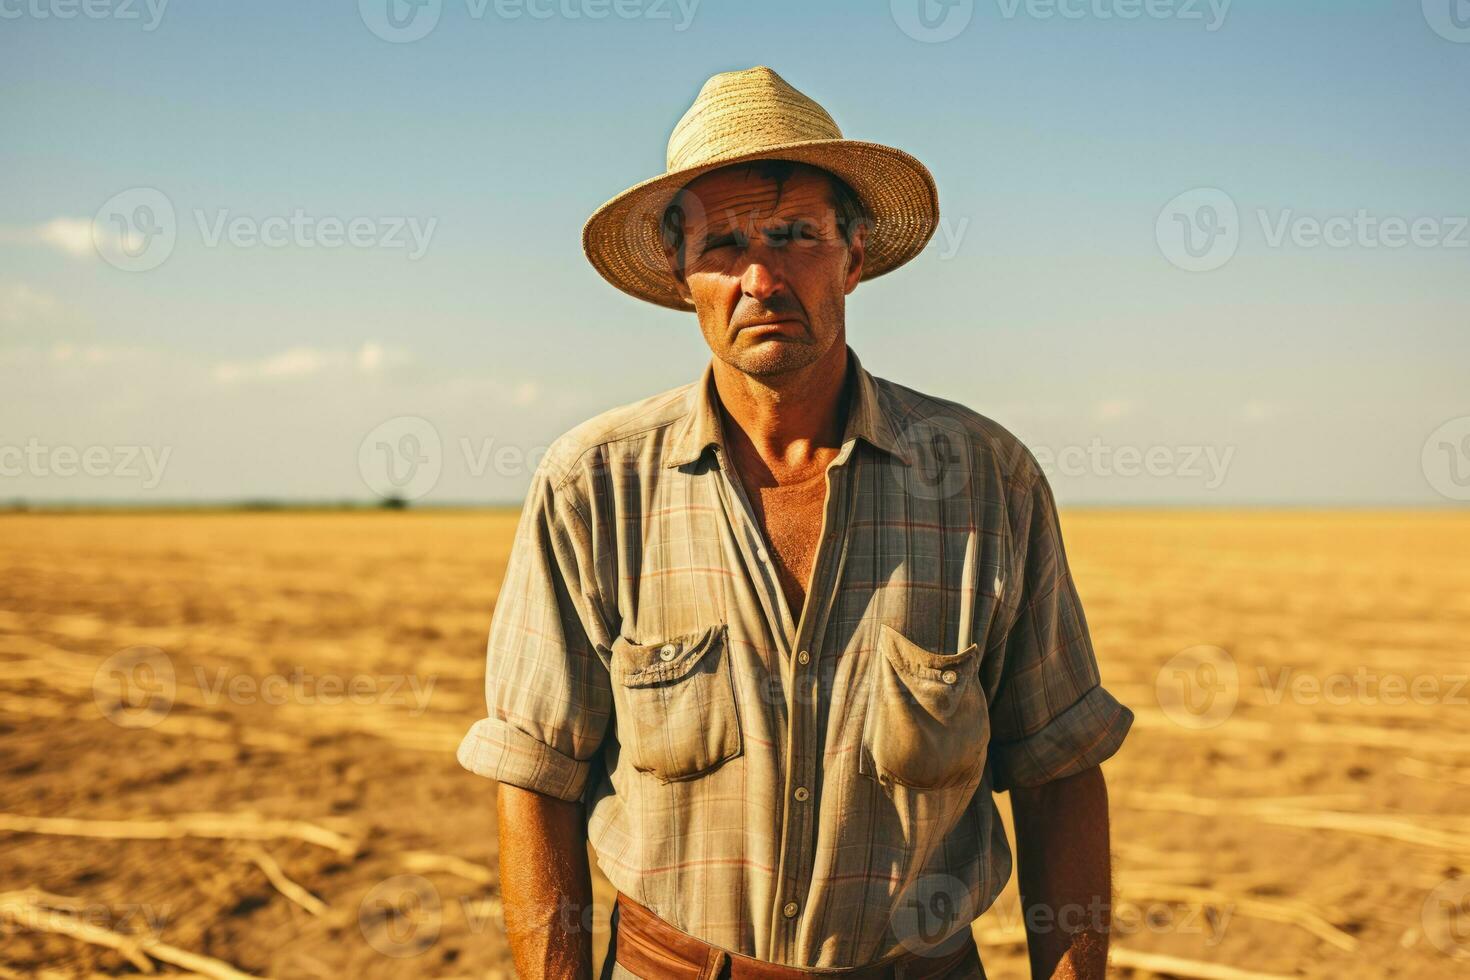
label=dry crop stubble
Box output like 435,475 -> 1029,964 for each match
0,510 -> 1466,978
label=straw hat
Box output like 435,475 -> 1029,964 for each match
581,65 -> 940,311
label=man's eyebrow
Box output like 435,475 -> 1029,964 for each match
699,214 -> 826,246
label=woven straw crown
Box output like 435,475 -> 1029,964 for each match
582,66 -> 940,311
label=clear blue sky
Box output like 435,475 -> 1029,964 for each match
2,1 -> 1467,504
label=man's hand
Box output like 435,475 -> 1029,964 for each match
497,783 -> 595,980
1009,765 -> 1113,980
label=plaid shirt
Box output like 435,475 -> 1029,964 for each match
458,346 -> 1133,972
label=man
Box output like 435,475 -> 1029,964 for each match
458,66 -> 1133,979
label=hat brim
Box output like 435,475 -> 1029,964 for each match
581,139 -> 939,312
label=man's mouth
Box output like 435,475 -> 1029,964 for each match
739,318 -> 801,333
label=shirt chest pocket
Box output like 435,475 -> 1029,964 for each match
609,623 -> 743,782
859,623 -> 989,790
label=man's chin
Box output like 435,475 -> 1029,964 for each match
729,340 -> 819,378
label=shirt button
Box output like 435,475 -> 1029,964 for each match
757,548 -> 770,563
797,650 -> 810,665
941,669 -> 958,685
783,901 -> 799,918
793,786 -> 810,802
658,644 -> 678,662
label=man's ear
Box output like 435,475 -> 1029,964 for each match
842,221 -> 868,296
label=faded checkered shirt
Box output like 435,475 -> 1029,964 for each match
458,346 -> 1133,973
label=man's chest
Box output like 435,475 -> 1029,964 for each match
615,449 -> 1012,665
735,464 -> 831,621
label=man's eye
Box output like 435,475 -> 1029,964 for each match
706,230 -> 747,251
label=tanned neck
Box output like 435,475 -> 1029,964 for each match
711,340 -> 850,480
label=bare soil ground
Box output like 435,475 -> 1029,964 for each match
1,511 -> 1466,979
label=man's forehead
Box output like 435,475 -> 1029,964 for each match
677,165 -> 835,228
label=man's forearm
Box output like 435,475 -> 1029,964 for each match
1010,765 -> 1113,980
497,783 -> 595,980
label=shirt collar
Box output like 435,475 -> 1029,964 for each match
664,345 -> 912,469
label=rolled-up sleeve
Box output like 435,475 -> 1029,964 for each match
456,458 -> 612,803
987,466 -> 1133,793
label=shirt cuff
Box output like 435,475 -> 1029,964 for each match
989,685 -> 1133,793
457,716 -> 591,803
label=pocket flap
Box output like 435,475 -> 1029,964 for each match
877,623 -> 980,683
611,623 -> 727,688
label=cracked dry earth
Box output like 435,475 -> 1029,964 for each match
0,510 -> 1467,979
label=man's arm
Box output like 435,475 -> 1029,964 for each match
1010,764 -> 1113,980
498,783 -> 595,980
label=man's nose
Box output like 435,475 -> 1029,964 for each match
739,248 -> 783,301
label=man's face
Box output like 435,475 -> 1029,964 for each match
664,163 -> 866,378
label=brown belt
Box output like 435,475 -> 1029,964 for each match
610,891 -> 984,979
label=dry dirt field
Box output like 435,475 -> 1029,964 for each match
1,510 -> 1466,979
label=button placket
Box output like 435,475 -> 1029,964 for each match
775,453 -> 858,959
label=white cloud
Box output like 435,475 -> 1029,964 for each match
1241,400 -> 1281,422
38,218 -> 96,256
0,340 -> 572,501
358,341 -> 385,373
0,218 -> 97,257
212,342 -> 409,384
0,282 -> 63,328
1091,398 -> 1134,422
